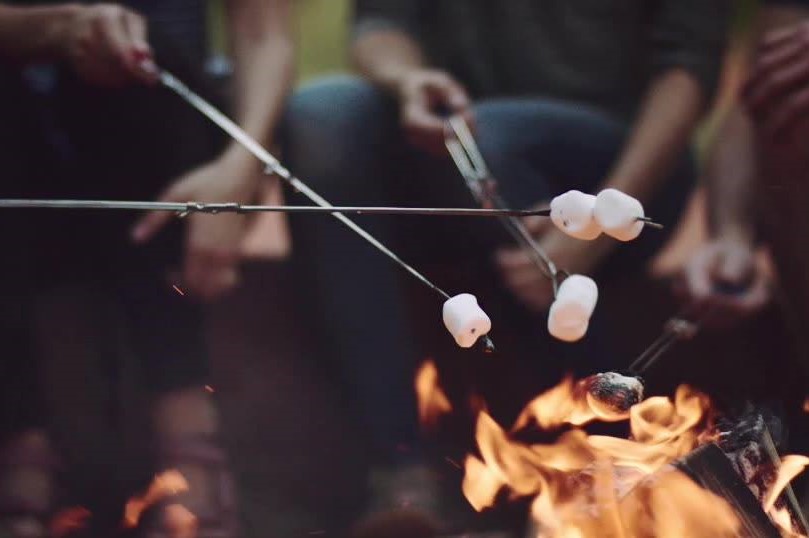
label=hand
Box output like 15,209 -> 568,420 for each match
395,69 -> 471,154
676,238 -> 771,327
59,4 -> 157,87
131,149 -> 259,300
744,21 -> 809,138
495,212 -> 610,312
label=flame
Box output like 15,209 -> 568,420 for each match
513,376 -> 631,431
763,455 -> 809,537
50,506 -> 91,538
124,470 -> 189,528
459,375 -> 809,537
162,503 -> 198,538
415,360 -> 452,429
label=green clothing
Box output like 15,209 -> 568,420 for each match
354,0 -> 730,119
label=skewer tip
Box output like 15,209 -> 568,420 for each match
637,216 -> 664,229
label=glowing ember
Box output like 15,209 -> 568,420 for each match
415,360 -> 452,430
804,398 -> 808,413
50,506 -> 91,538
124,470 -> 189,528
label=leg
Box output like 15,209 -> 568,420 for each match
281,75 -> 422,461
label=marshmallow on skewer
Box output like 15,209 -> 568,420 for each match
593,189 -> 645,242
443,294 -> 492,348
550,190 -> 602,240
547,275 -> 599,342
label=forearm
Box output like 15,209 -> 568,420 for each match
351,28 -> 425,95
225,0 -> 294,168
606,68 -> 705,203
705,107 -> 757,242
0,3 -> 77,62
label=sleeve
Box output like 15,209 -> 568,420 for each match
649,0 -> 732,99
351,0 -> 422,42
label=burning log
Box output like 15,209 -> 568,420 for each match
675,444 -> 782,538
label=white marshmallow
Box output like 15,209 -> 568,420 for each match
442,294 -> 492,348
593,189 -> 645,242
550,190 -> 602,240
548,303 -> 590,342
547,275 -> 599,342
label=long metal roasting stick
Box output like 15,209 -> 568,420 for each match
0,199 -> 552,218
445,116 -> 565,294
158,69 -> 458,303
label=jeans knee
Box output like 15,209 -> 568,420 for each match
281,75 -> 397,184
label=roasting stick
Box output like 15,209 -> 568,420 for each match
0,199 -> 552,218
159,68 -> 452,296
445,116 -> 564,294
156,69 -> 503,348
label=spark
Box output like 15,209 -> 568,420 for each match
445,456 -> 462,470
204,385 -> 214,393
172,285 -> 186,296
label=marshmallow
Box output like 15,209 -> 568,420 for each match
442,294 -> 492,348
593,189 -> 645,242
550,190 -> 602,240
548,305 -> 590,342
547,275 -> 599,342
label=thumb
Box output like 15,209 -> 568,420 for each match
131,188 -> 182,244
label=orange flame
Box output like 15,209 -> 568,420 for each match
50,506 -> 91,538
763,455 -> 809,537
162,503 -> 199,538
458,374 -> 809,537
415,360 -> 452,429
124,470 -> 189,528
513,376 -> 631,431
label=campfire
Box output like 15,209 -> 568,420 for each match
417,360 -> 809,538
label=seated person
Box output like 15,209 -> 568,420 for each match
0,1 -> 292,536
280,0 -> 729,531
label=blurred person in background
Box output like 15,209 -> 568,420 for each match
281,0 -> 729,532
0,1 -> 292,536
678,0 -> 809,498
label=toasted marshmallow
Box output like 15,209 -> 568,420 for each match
593,189 -> 645,242
547,275 -> 599,342
442,294 -> 492,348
550,190 -> 602,240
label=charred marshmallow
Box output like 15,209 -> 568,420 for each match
550,190 -> 602,240
547,275 -> 598,342
593,189 -> 645,242
443,294 -> 492,348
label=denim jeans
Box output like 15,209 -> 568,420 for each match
281,75 -> 694,461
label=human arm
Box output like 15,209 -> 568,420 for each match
132,0 -> 295,300
351,1 -> 470,153
0,3 -> 156,85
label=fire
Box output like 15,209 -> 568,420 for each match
415,360 -> 452,429
514,376 -> 631,431
441,372 -> 808,537
124,470 -> 189,528
50,506 -> 91,538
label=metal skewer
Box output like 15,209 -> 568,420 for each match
156,69 -> 498,348
0,199 -> 552,218
446,116 -> 564,294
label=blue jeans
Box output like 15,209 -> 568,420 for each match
281,75 -> 694,461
